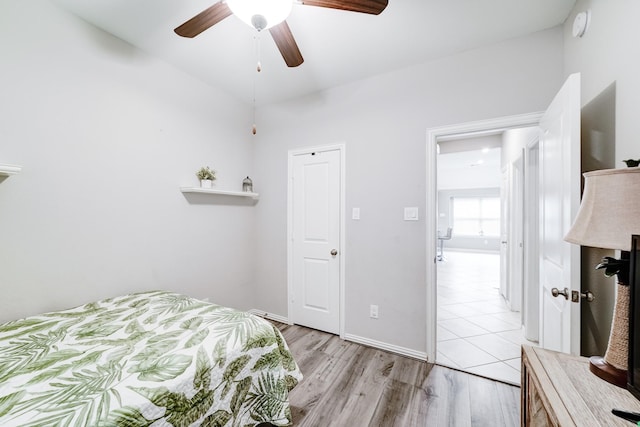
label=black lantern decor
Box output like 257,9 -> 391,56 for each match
242,176 -> 253,192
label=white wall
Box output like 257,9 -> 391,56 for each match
438,167 -> 501,190
0,0 -> 256,321
564,0 -> 640,163
252,28 -> 565,353
438,150 -> 502,191
437,188 -> 501,252
437,140 -> 502,252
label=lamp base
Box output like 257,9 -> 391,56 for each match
589,356 -> 627,388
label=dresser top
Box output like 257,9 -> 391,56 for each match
523,345 -> 640,426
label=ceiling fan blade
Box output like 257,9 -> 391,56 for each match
174,2 -> 233,38
269,21 -> 304,68
301,0 -> 388,15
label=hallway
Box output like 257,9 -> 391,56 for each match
436,250 -> 538,385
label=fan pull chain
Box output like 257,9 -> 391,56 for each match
252,33 -> 262,135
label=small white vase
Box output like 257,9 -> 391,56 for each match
200,179 -> 213,189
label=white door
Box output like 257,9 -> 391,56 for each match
539,73 -> 581,354
289,148 -> 341,334
508,155 -> 524,312
500,167 -> 510,302
524,140 -> 540,342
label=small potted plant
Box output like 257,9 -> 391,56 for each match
196,166 -> 216,188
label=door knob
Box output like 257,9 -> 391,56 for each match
551,287 -> 569,300
580,290 -> 595,302
330,249 -> 338,256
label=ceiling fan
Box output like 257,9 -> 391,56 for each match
174,0 -> 389,68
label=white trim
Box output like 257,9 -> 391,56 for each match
446,248 -> 501,254
287,143 -> 346,339
0,164 -> 22,176
428,112 -> 543,140
343,333 -> 428,361
425,128 -> 438,363
425,112 -> 544,362
523,136 -> 541,342
248,309 -> 290,324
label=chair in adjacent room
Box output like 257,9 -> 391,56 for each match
437,227 -> 453,261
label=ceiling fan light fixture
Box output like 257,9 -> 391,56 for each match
227,0 -> 293,31
251,15 -> 268,31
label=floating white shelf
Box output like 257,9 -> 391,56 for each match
0,164 -> 22,177
180,187 -> 259,200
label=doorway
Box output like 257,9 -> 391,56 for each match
428,74 -> 583,383
436,131 -> 539,384
287,144 -> 345,337
425,113 -> 543,384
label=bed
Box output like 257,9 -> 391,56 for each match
0,290 -> 302,426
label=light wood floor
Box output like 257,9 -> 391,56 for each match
275,322 -> 520,427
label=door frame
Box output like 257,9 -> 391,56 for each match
426,113 -> 543,362
287,143 -> 346,339
523,137 -> 541,342
508,153 -> 525,313
500,165 -> 510,304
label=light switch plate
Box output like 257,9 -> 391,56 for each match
404,207 -> 419,221
352,207 -> 360,220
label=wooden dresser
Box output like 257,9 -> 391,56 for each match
521,345 -> 640,426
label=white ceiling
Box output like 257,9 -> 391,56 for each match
439,147 -> 501,171
438,134 -> 503,185
52,0 -> 576,106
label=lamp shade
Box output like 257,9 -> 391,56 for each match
564,167 -> 640,251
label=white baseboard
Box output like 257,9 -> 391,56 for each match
248,309 -> 290,324
248,312 -> 428,361
343,333 -> 428,361
447,248 -> 500,254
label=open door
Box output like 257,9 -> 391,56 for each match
500,167 -> 510,303
509,155 -> 524,313
500,156 -> 524,313
539,73 -> 581,354
523,139 -> 540,342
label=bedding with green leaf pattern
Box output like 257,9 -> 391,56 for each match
0,291 -> 302,426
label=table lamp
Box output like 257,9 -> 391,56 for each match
564,166 -> 640,388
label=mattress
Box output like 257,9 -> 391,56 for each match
0,290 -> 302,426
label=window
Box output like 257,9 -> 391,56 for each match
451,197 -> 500,237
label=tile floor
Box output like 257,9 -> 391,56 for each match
436,250 -> 538,385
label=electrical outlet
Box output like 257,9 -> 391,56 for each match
370,304 -> 379,319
